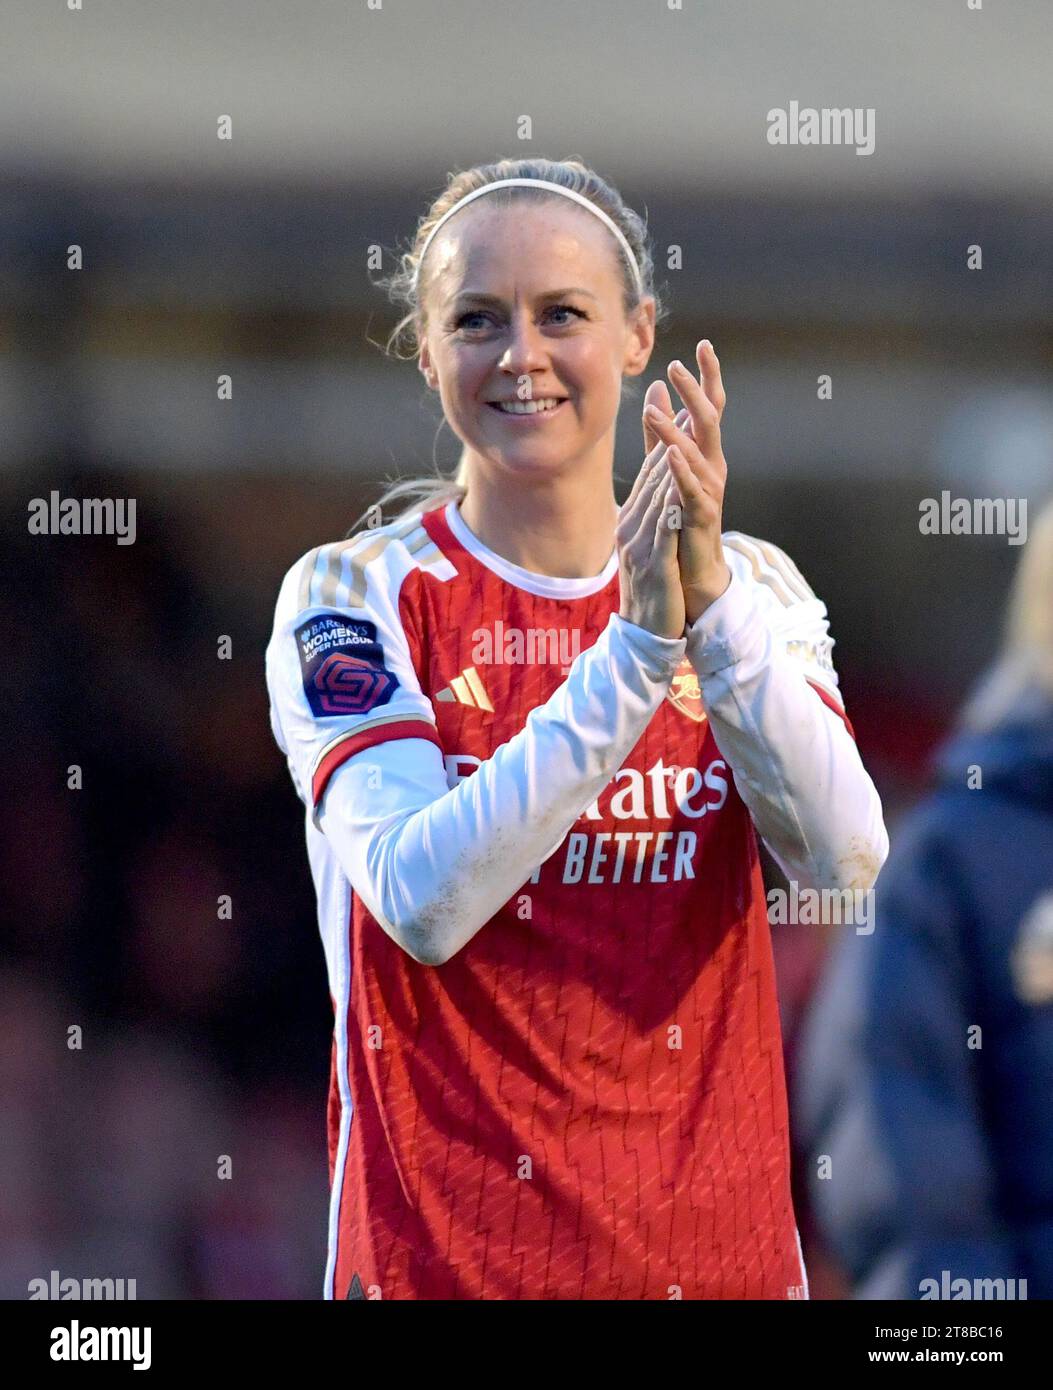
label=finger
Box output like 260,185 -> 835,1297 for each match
654,473 -> 680,551
625,414 -> 685,527
671,438 -> 727,497
621,419 -> 680,522
642,379 -> 675,455
643,385 -> 694,458
630,388 -> 691,515
692,340 -> 726,458
669,445 -> 721,525
631,456 -> 672,542
621,466 -> 669,558
696,339 -> 726,419
643,404 -> 706,471
645,407 -> 725,496
642,455 -> 672,518
667,444 -> 702,506
667,358 -> 722,461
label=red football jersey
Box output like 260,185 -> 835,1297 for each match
267,499 -> 810,1299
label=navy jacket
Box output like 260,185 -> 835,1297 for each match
796,701 -> 1053,1298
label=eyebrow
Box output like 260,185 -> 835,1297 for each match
452,287 -> 599,306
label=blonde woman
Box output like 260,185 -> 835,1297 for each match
265,157 -> 888,1301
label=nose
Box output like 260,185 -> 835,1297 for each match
497,308 -> 550,376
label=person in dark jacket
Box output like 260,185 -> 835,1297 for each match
796,499 -> 1053,1299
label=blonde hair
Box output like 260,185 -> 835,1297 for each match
353,155 -> 666,532
959,496 -> 1053,730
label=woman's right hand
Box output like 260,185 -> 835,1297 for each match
616,418 -> 686,640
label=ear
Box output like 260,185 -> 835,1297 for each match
418,338 -> 438,390
622,295 -> 657,379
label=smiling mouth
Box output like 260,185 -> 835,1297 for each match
486,398 -> 568,417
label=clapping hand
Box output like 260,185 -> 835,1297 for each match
641,339 -> 732,624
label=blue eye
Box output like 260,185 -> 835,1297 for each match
546,304 -> 585,325
454,304 -> 586,331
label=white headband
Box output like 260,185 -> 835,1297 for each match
411,177 -> 644,298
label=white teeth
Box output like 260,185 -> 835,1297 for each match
494,398 -> 563,414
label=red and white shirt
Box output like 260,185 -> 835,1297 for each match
265,498 -> 887,1300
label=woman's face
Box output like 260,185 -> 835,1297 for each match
418,200 -> 655,481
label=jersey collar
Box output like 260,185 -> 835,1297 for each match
437,498 -> 619,599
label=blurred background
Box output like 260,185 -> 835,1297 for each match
2,0 -> 1050,1298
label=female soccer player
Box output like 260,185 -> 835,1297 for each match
265,157 -> 888,1301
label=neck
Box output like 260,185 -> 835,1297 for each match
457,450 -> 619,580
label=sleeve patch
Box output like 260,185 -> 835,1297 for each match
295,612 -> 400,718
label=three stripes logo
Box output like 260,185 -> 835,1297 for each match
346,1272 -> 366,1300
435,666 -> 494,713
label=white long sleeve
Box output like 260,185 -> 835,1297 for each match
683,536 -> 888,892
317,613 -> 686,964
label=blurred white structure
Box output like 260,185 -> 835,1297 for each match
4,0 -> 1051,196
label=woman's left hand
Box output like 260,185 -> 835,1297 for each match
642,339 -> 732,624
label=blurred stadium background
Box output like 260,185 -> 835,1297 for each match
2,0 -> 1050,1297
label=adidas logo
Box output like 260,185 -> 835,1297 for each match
435,666 -> 494,712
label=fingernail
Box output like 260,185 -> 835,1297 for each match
701,339 -> 713,352
670,360 -> 684,374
